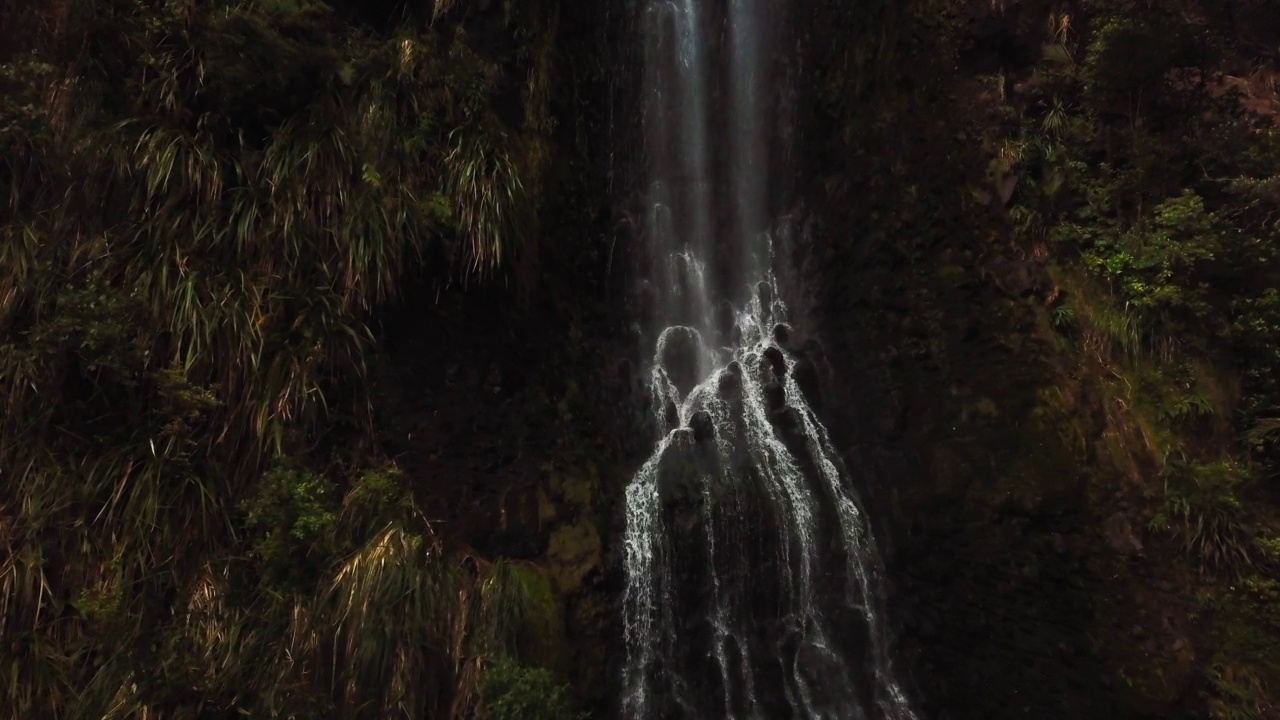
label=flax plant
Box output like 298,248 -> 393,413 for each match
0,0 -> 560,715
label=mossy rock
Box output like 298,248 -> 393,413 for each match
545,521 -> 601,594
544,461 -> 600,511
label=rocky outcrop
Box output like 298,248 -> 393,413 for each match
788,2 -> 1251,717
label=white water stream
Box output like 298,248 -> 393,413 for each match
619,0 -> 919,717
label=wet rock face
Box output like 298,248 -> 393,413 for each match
950,0 -> 1056,74
717,366 -> 742,399
764,378 -> 786,412
791,356 -> 820,408
643,410 -> 880,720
689,410 -> 716,442
664,398 -> 679,427
716,301 -> 739,345
799,338 -> 827,369
772,323 -> 792,347
763,346 -> 787,378
658,326 -> 704,394
771,405 -> 802,433
796,201 -> 1127,718
658,428 -> 701,507
617,358 -> 635,388
756,281 -> 773,310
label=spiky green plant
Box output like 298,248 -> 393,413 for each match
1207,660 -> 1271,720
0,0 -> 562,715
295,524 -> 561,720
37,470 -> 567,720
445,128 -> 529,281
1245,418 -> 1280,451
1050,302 -> 1077,331
1152,457 -> 1255,573
1081,301 -> 1147,361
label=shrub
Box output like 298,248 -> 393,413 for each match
1152,457 -> 1255,572
242,463 -> 339,586
478,660 -> 585,720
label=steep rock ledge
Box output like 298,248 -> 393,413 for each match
792,1 -> 1280,718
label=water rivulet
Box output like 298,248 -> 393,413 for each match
619,0 -> 919,718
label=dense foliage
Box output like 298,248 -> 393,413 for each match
980,1 -> 1280,714
0,0 -> 579,716
1001,0 -> 1280,540
7,0 -> 1280,716
802,0 -> 1280,715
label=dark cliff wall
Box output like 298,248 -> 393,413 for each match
366,3 -> 642,714
789,1 -> 1280,719
391,1 -> 1280,717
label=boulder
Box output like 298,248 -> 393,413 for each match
689,410 -> 716,442
717,368 -> 742,399
770,405 -> 802,432
716,301 -> 739,345
756,281 -> 773,310
657,428 -> 700,506
764,378 -> 786,411
664,398 -> 679,428
772,323 -> 792,347
717,361 -> 744,401
791,357 -> 821,408
657,325 -> 703,394
763,346 -> 787,378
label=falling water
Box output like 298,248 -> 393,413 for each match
620,0 -> 918,718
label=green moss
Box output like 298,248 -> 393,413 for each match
549,465 -> 597,510
545,521 -> 601,595
489,561 -> 568,671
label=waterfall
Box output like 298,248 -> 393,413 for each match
620,0 -> 919,718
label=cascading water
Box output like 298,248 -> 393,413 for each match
620,0 -> 918,718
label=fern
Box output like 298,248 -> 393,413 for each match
1161,394 -> 1216,424
1051,303 -> 1077,331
